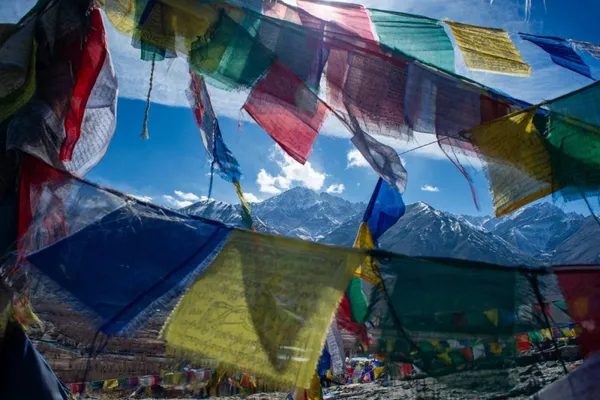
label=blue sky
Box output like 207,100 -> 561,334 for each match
3,0 -> 600,216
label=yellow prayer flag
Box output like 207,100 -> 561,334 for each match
102,0 -> 218,57
484,308 -> 499,327
561,328 -> 576,338
0,25 -> 37,124
462,109 -> 554,217
489,342 -> 503,355
540,328 -> 552,340
308,371 -> 323,400
352,222 -> 380,285
446,21 -> 530,76
103,379 -> 119,390
172,372 -> 184,385
162,229 -> 364,389
373,366 -> 385,380
438,353 -> 452,365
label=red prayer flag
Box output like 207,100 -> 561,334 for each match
556,267 -> 600,357
297,0 -> 375,41
243,61 -> 327,164
60,8 -> 108,161
400,363 -> 413,376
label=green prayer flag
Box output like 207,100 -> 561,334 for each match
346,276 -> 368,324
369,9 -> 455,72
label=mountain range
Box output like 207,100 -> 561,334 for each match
180,187 -> 599,266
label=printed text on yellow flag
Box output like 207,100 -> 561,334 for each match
162,229 -> 364,389
447,21 -> 530,76
461,109 -> 553,217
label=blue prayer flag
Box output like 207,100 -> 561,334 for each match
520,33 -> 592,79
0,322 -> 70,400
363,178 -> 406,242
27,202 -> 231,334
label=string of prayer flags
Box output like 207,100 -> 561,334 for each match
446,21 -> 531,76
337,178 -> 405,346
520,33 -> 593,80
162,229 -> 364,389
459,81 -> 600,216
570,40 -> 600,60
21,156 -> 232,334
369,10 -> 455,72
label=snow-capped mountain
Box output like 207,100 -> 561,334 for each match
322,202 -> 533,266
181,188 -> 599,266
181,187 -> 364,241
483,203 -> 585,260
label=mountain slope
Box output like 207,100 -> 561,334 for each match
181,188 -> 598,266
180,199 -> 279,235
321,202 -> 533,265
553,215 -> 600,264
484,203 -> 584,258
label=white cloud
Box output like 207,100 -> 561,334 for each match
347,148 -> 370,168
174,190 -> 201,202
256,147 -> 326,194
325,184 -> 345,194
243,192 -> 262,203
421,185 -> 440,192
129,194 -> 153,203
163,190 -> 207,209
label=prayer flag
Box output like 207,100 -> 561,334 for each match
351,129 -> 407,193
243,61 -> 328,164
61,9 -> 109,161
0,323 -> 70,400
325,322 -> 345,375
188,70 -> 242,183
570,40 -> 600,60
162,229 -> 364,389
6,5 -> 118,176
363,178 -> 406,243
103,379 -> 119,390
461,109 -> 553,217
555,267 -> 600,357
484,309 -> 499,327
297,0 -> 375,40
0,23 -> 36,124
446,21 -> 530,76
22,157 -> 231,334
520,33 -> 592,79
369,10 -> 454,72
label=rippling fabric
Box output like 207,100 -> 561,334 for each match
520,33 -> 592,79
162,229 -> 364,389
369,9 -> 454,72
447,21 -> 530,76
21,156 -> 231,334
